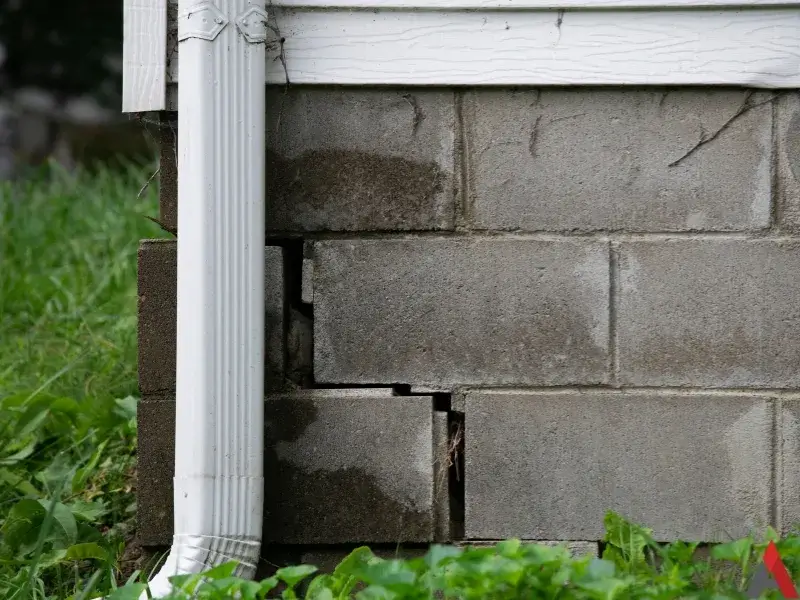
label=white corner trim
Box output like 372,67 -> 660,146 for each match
165,7 -> 800,87
122,0 -> 167,112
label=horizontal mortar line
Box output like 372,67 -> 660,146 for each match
268,230 -> 800,242
456,385 -> 800,396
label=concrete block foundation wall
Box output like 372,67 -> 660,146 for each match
138,87 -> 800,570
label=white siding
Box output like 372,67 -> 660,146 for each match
122,0 -> 167,112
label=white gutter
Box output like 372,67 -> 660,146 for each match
144,0 -> 267,597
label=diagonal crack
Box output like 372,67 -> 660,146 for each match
668,92 -> 781,168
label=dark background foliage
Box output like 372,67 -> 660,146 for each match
0,0 -> 122,105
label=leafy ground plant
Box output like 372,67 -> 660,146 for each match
101,512 -> 800,599
0,162 -> 166,599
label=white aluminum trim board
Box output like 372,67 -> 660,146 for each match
164,8 -> 800,87
123,0 -> 167,112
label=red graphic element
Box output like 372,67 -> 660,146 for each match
764,541 -> 799,598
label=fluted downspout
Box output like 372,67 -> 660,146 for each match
144,0 -> 267,596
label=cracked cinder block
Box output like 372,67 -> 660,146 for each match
777,92 -> 800,231
313,238 -> 609,387
138,242 -> 286,393
266,87 -> 455,232
465,390 -> 773,542
465,89 -> 771,232
263,390 -> 439,544
618,240 -> 800,387
457,541 -> 598,558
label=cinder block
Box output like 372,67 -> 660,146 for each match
137,397 -> 175,546
618,240 -> 800,387
158,116 -> 177,233
465,390 -> 773,542
779,398 -> 800,535
265,87 -> 455,232
465,89 -> 771,232
137,390 -> 439,545
138,240 -> 177,394
314,238 -> 609,387
457,540 -> 598,558
263,390 -> 437,543
777,92 -> 800,231
137,243 -> 286,393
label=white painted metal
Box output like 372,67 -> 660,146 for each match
143,0 -> 267,595
122,0 -> 167,112
276,0 -> 800,6
166,8 -> 800,87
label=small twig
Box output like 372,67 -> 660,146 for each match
668,92 -> 779,168
137,166 -> 160,200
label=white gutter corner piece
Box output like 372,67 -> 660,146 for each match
144,0 -> 267,597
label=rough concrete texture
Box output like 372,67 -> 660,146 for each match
465,89 -> 771,232
301,258 -> 313,304
265,87 -> 455,232
618,240 -> 800,387
158,115 -> 177,232
777,92 -> 800,230
263,246 -> 287,390
433,411 -> 451,543
286,308 -> 313,388
313,238 -> 609,386
263,390 -> 437,543
457,541 -> 598,558
138,240 -> 177,394
465,390 -> 773,542
779,398 -> 800,535
138,242 -> 286,393
136,398 -> 175,546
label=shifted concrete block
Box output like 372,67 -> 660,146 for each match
777,92 -> 800,231
465,89 -> 771,232
266,87 -> 455,232
137,242 -> 286,393
618,240 -> 800,387
313,238 -> 609,387
464,390 -> 773,542
457,540 -> 598,558
136,397 -> 175,546
263,390 -> 438,544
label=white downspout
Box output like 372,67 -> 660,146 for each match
144,0 -> 267,597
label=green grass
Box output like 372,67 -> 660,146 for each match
0,162 -> 167,599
